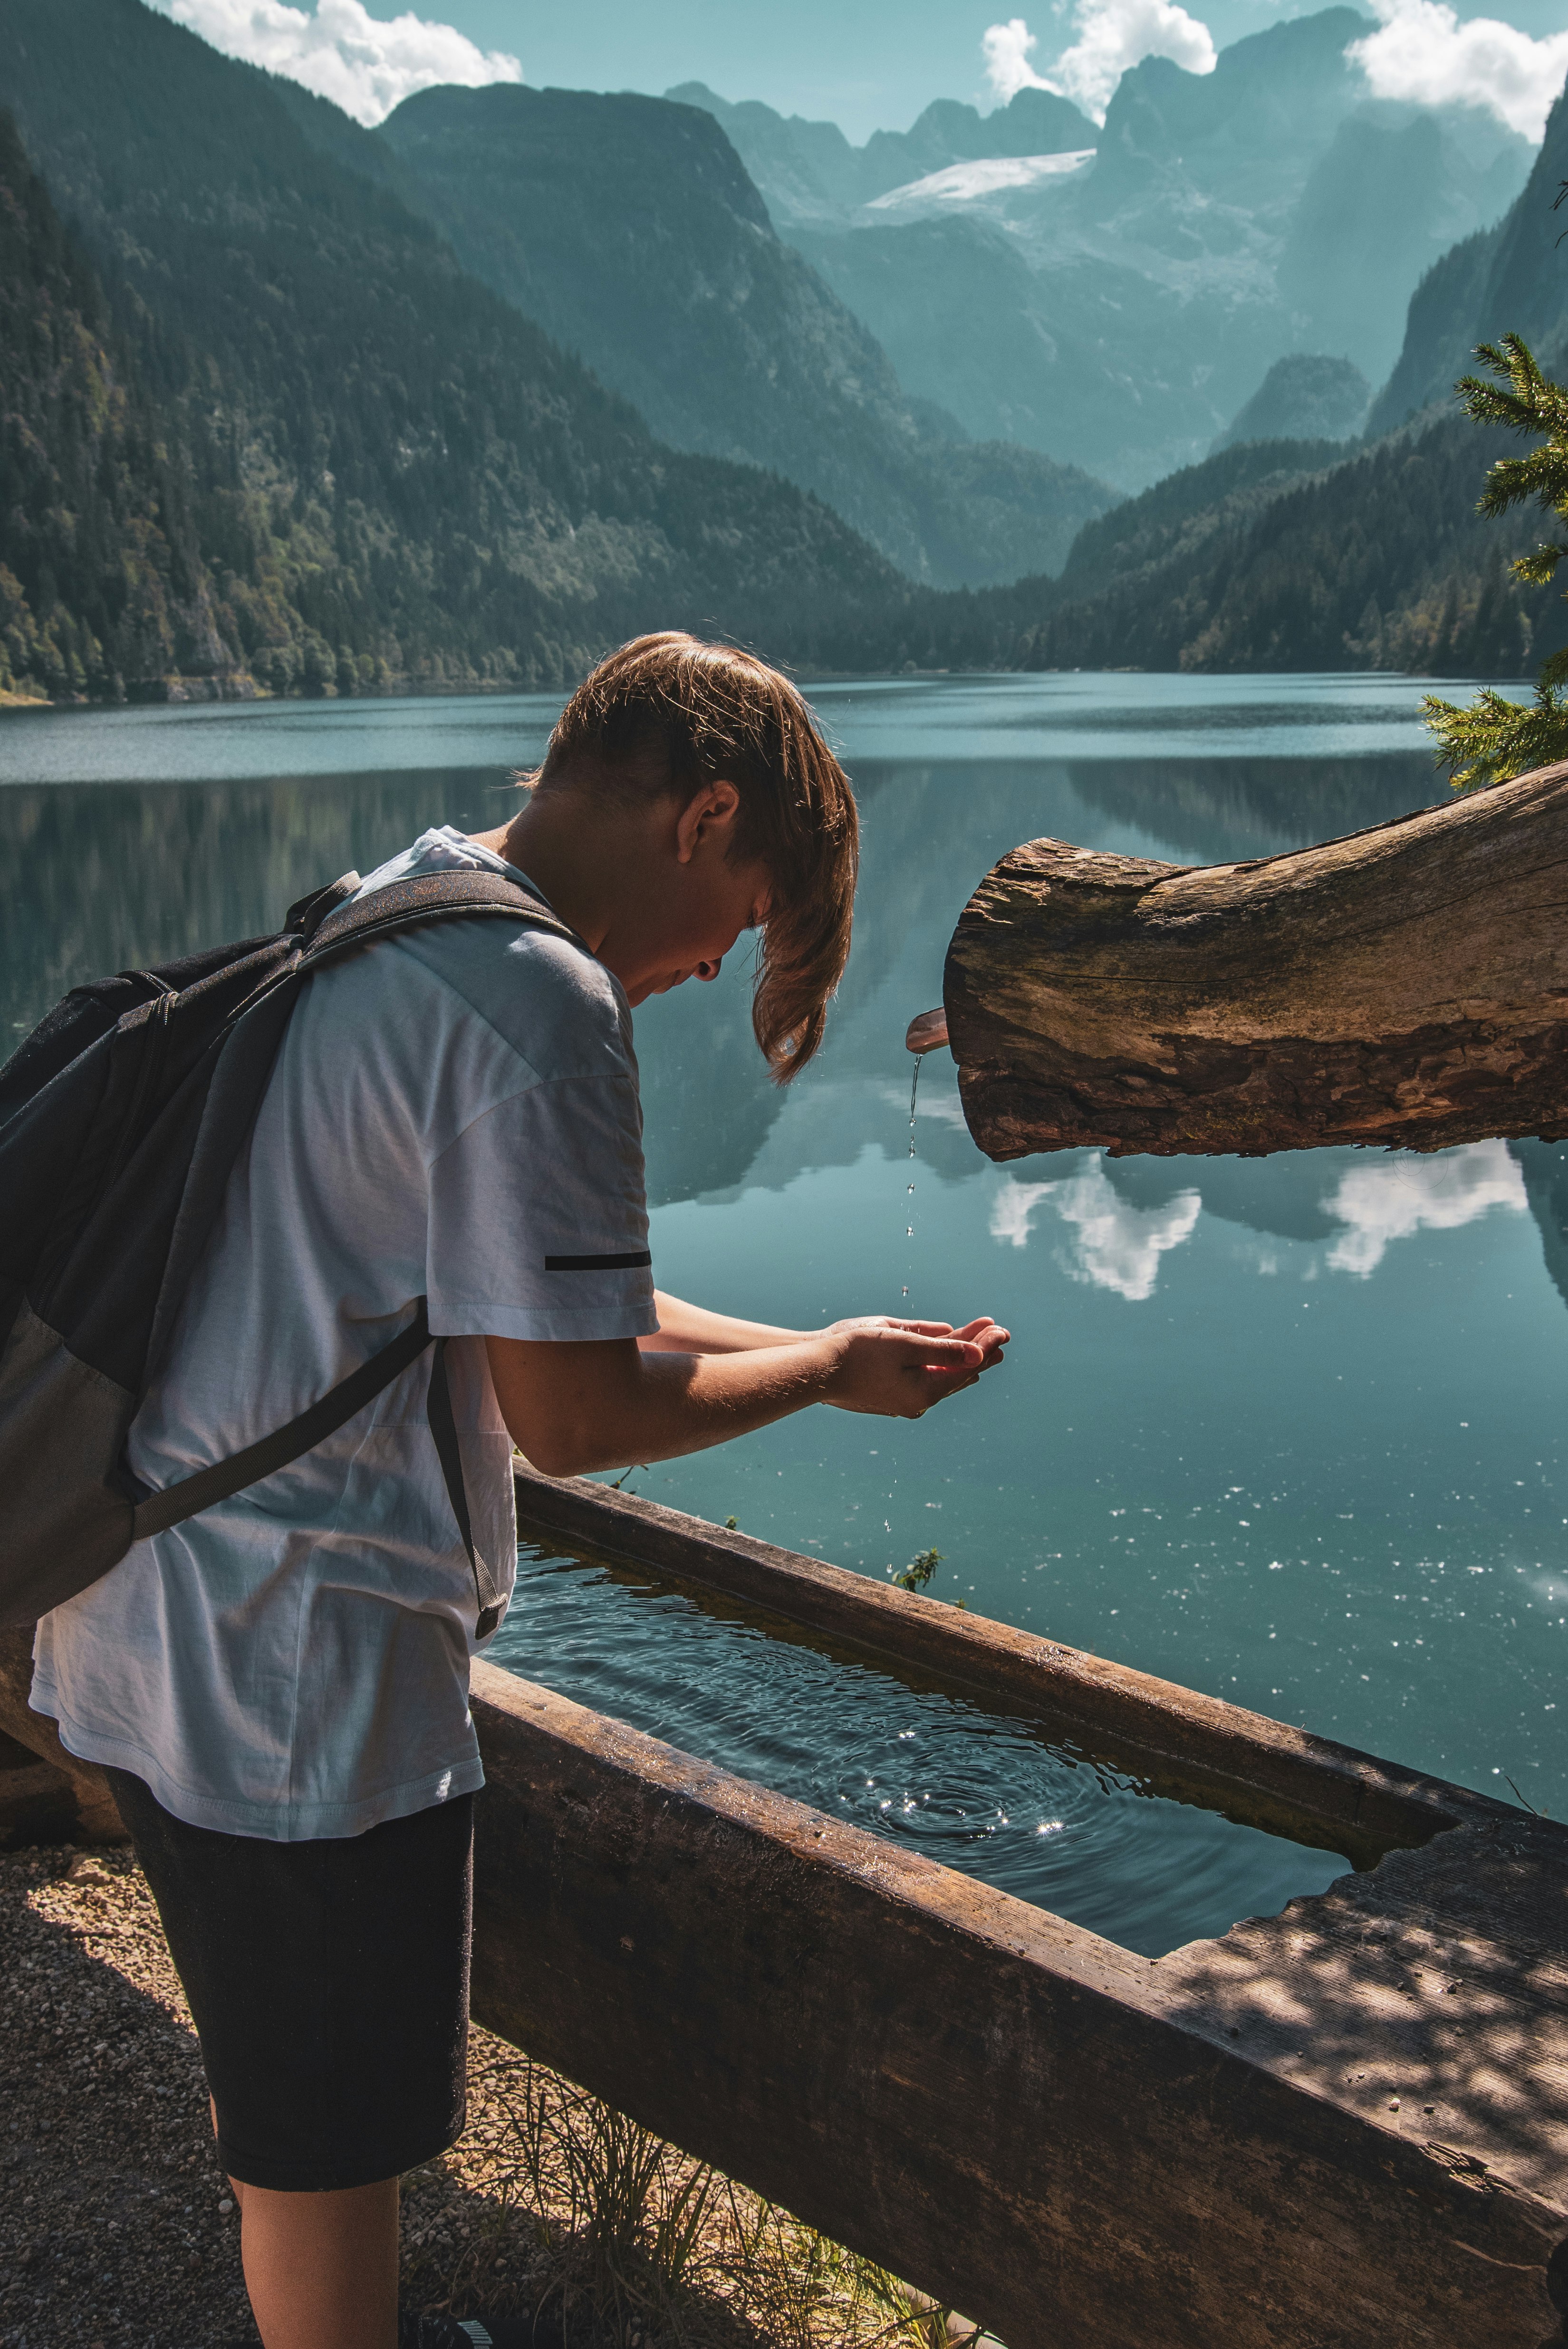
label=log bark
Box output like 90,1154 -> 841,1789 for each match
943,759 -> 1568,1159
3,1580 -> 1567,2349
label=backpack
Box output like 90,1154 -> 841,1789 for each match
0,866 -> 579,1632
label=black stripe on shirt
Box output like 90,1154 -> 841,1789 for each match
544,1250 -> 653,1271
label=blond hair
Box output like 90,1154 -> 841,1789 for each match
535,634 -> 858,1080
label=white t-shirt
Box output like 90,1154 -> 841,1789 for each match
31,829 -> 656,1840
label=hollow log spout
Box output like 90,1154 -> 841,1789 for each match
942,758 -> 1568,1160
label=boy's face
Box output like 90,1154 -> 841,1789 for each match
610,781 -> 773,1008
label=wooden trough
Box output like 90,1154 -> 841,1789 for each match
937,758 -> 1568,1160
4,1469 -> 1567,2349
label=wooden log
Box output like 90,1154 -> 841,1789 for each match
942,759 -> 1568,1160
5,1496 -> 1568,2348
468,1665 -> 1568,2349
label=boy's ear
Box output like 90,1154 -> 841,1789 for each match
674,779 -> 742,863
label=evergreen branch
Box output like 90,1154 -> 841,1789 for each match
1511,542 -> 1568,587
1425,681 -> 1568,792
1479,451 -> 1568,521
1454,340 -> 1568,536
1427,333 -> 1568,791
1455,337 -> 1568,438
1453,375 -> 1541,434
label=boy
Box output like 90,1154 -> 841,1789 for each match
29,634 -> 1008,2349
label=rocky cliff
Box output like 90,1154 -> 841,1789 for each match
377,83 -> 1115,591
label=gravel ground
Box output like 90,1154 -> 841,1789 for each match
1,1846 -> 987,2349
0,1846 -> 556,2349
1,1845 -> 252,2348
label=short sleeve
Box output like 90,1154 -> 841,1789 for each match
425,1073 -> 656,1341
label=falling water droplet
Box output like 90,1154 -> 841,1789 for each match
902,1054 -> 922,1299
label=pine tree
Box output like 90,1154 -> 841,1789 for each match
1424,335 -> 1568,790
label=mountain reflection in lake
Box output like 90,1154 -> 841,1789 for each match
3,674 -> 1563,1856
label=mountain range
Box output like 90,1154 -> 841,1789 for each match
1018,87 -> 1568,676
0,0 -> 941,703
663,82 -> 1098,224
689,10 -> 1533,489
1369,114 -> 1568,433
1213,357 -> 1370,454
2,0 -> 1566,710
372,82 -> 1112,590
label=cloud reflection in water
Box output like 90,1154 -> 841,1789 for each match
991,1160 -> 1202,1301
1322,1141 -> 1526,1277
991,1140 -> 1530,1299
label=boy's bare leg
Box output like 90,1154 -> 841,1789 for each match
214,2102 -> 398,2349
229,2171 -> 399,2349
236,2175 -> 399,2349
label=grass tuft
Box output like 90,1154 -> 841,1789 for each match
409,2048 -> 992,2348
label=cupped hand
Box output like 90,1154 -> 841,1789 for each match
821,1313 -> 1010,1355
947,1316 -> 1009,1359
822,1318 -> 1009,1419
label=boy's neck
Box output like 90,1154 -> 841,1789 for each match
470,794 -> 616,955
469,777 -> 767,1011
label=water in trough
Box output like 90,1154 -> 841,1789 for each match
3,673 -> 1561,1954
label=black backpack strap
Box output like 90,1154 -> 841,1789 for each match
286,870 -> 363,939
303,870 -> 583,968
131,1301 -> 435,1542
425,1335 -> 508,1639
132,1305 -> 509,1640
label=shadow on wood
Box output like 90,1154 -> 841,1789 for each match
942,760 -> 1568,1159
3,1473 -> 1566,2349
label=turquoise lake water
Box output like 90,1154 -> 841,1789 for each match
3,673 -> 1561,1952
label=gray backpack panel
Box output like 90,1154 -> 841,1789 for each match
0,868 -> 576,1629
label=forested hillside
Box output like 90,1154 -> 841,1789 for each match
1017,414 -> 1557,674
0,0 -> 943,700
1370,85 -> 1568,435
2,0 -> 1563,705
0,114 -> 232,703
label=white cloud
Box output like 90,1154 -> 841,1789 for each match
1350,0 -> 1568,143
984,2 -> 1216,128
991,1158 -> 1201,1301
983,17 -> 1051,104
156,0 -> 522,127
1323,1140 -> 1526,1278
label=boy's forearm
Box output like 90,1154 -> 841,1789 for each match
639,1289 -> 811,1354
587,1342 -> 840,1467
487,1322 -> 995,1478
492,1334 -> 837,1476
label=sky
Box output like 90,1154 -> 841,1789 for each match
151,0 -> 1568,143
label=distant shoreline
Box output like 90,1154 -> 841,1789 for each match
0,666 -> 1002,716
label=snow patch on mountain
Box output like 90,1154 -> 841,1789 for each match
867,150 -> 1096,214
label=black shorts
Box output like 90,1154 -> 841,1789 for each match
105,1768 -> 474,2192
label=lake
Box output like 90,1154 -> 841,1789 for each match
4,672 -> 1561,1953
